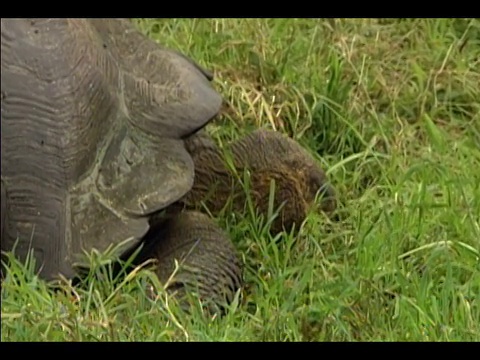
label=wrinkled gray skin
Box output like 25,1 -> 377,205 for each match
1,18 -> 223,281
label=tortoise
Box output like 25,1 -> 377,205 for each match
1,18 -> 336,309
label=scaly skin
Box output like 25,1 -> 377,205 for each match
118,211 -> 243,312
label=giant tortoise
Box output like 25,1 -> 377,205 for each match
1,18 -> 336,309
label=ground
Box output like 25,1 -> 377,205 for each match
1,18 -> 479,341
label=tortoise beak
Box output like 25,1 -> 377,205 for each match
316,183 -> 337,213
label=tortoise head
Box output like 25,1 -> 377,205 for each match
245,129 -> 337,216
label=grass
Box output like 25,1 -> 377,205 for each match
1,18 -> 480,342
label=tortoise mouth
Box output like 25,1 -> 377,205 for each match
315,183 -> 337,213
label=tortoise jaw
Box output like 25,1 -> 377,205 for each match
314,182 -> 337,214
317,182 -> 337,212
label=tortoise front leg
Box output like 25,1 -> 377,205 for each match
125,211 -> 243,312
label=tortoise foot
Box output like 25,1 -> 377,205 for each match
124,211 -> 243,312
